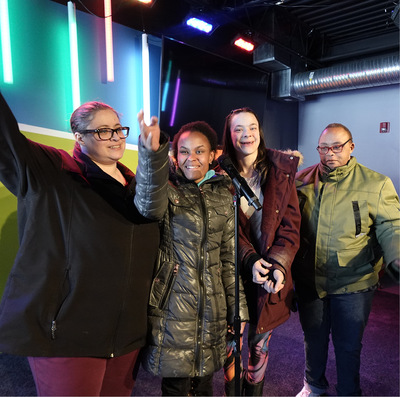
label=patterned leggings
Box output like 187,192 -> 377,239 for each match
224,324 -> 273,384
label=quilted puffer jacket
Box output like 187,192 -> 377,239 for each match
143,169 -> 249,378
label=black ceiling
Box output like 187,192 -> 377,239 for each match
52,0 -> 399,72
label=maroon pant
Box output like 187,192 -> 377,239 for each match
28,349 -> 140,396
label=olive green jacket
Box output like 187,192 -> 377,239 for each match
294,157 -> 400,298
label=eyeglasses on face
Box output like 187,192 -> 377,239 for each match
316,138 -> 352,154
81,127 -> 130,141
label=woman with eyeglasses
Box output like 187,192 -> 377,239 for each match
0,93 -> 169,396
220,107 -> 301,396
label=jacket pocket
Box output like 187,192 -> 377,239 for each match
214,203 -> 230,217
351,200 -> 369,237
149,258 -> 178,310
210,203 -> 231,234
50,268 -> 71,340
336,244 -> 375,268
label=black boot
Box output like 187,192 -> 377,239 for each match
224,377 -> 243,396
242,377 -> 264,396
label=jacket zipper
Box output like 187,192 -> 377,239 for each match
50,268 -> 70,340
159,263 -> 179,310
194,187 -> 208,376
51,320 -> 57,340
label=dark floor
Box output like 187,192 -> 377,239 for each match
1,281 -> 399,396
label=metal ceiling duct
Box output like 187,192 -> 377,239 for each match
292,53 -> 400,97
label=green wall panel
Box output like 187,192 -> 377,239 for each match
0,131 -> 138,298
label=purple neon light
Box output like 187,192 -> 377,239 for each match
169,72 -> 181,127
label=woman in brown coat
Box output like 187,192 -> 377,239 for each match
221,107 -> 301,395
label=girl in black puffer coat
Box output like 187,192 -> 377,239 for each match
143,121 -> 249,396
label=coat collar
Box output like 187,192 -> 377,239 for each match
72,141 -> 135,183
318,156 -> 357,182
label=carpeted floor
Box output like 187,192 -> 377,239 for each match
0,284 -> 398,396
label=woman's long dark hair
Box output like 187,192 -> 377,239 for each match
222,107 -> 269,184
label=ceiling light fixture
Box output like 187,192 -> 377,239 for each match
186,16 -> 214,33
233,36 -> 256,52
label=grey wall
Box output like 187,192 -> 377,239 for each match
298,84 -> 400,194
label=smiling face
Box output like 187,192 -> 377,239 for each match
318,126 -> 354,169
177,130 -> 215,184
75,109 -> 126,166
229,111 -> 260,162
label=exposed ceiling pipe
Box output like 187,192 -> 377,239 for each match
292,53 -> 400,96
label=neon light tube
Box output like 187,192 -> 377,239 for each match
104,0 -> 114,82
161,59 -> 172,112
169,70 -> 181,127
0,0 -> 13,84
68,1 -> 81,109
142,33 -> 150,124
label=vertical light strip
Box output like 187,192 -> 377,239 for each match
68,1 -> 80,109
161,59 -> 172,112
0,0 -> 13,84
104,0 -> 114,82
169,70 -> 181,127
142,33 -> 150,124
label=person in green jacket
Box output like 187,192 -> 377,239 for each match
293,123 -> 400,397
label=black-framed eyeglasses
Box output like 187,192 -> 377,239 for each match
316,138 -> 352,154
80,127 -> 130,141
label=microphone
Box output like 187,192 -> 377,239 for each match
218,155 -> 262,211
